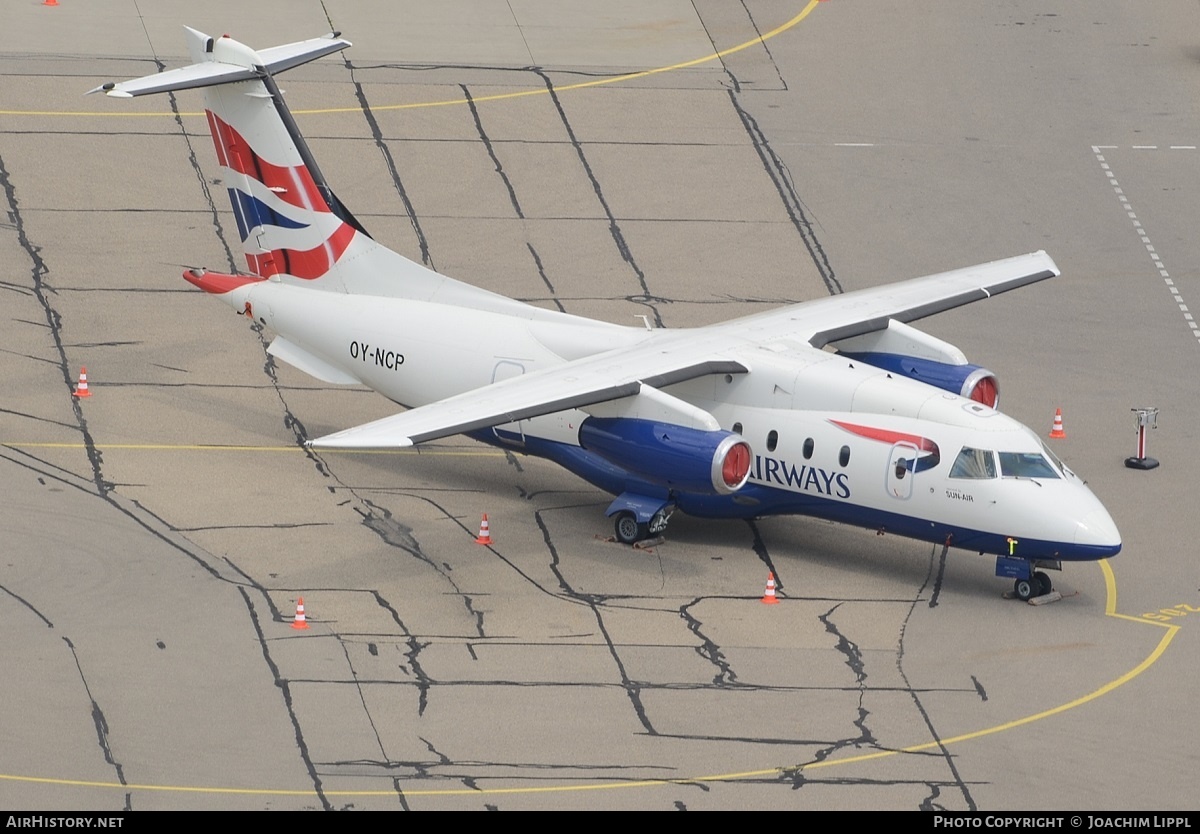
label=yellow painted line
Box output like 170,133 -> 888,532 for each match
1,442 -> 503,457
4,2 -> 1180,801
0,1 -> 822,119
0,556 -> 1181,799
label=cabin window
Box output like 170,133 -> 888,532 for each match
767,430 -> 778,452
950,447 -> 997,479
802,437 -> 814,459
999,452 -> 1060,479
732,422 -> 743,435
894,459 -> 908,479
839,445 -> 851,466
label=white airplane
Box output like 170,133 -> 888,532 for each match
92,28 -> 1121,600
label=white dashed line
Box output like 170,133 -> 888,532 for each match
1093,145 -> 1199,345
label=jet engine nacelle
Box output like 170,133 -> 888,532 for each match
578,418 -> 753,495
841,352 -> 999,409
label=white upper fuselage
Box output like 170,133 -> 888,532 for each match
95,28 -> 1120,581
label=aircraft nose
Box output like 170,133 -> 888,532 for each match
1074,506 -> 1122,556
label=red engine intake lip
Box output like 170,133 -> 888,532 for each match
961,367 -> 999,409
711,435 -> 753,494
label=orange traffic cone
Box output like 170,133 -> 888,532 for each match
761,572 -> 780,605
291,597 -> 310,630
72,367 -> 91,398
1049,408 -> 1066,439
474,513 -> 493,545
43,0 -> 59,6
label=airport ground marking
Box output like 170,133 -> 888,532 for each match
0,2 -> 822,119
0,9 -> 1178,803
1093,146 -> 1199,346
0,557 -> 1179,799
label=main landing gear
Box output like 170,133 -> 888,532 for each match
612,507 -> 672,544
608,493 -> 675,545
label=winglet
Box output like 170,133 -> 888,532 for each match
307,431 -> 416,450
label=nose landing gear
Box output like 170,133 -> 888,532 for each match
1012,570 -> 1054,601
998,556 -> 1060,601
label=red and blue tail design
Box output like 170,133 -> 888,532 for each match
94,27 -> 536,309
205,110 -> 356,281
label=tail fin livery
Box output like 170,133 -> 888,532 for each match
93,27 -> 536,314
92,28 -> 365,289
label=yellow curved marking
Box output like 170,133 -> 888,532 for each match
0,2 -> 1180,801
0,2 -> 821,120
0,557 -> 1180,798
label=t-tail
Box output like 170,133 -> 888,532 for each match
91,27 -> 532,313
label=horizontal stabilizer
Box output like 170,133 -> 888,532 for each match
87,28 -> 350,98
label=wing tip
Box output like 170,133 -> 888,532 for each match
307,435 -> 416,451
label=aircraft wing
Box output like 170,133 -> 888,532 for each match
309,250 -> 1056,449
723,250 -> 1060,348
308,336 -> 747,449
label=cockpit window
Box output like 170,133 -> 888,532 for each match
950,447 -> 997,479
1040,441 -> 1069,477
999,452 -> 1060,479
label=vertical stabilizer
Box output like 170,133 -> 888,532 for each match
91,28 -> 555,316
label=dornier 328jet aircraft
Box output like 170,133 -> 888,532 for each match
92,28 -> 1121,600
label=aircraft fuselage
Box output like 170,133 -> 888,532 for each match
234,279 -> 1119,563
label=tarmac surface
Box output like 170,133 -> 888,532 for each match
1,0 -> 1198,811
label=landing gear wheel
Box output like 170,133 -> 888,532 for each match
1034,571 -> 1052,597
1014,577 -> 1035,602
614,511 -> 648,545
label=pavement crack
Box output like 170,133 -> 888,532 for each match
735,0 -> 789,89
920,782 -> 947,811
727,86 -> 840,296
929,539 -> 949,608
896,561 -> 977,810
746,519 -> 782,594
239,585 -> 331,810
0,152 -> 111,497
342,58 -> 434,268
680,597 -> 739,686
0,582 -> 54,628
526,243 -> 566,312
62,635 -> 126,789
337,636 -> 389,762
819,602 -> 875,749
533,69 -> 666,326
536,509 -> 657,734
463,84 -> 524,219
